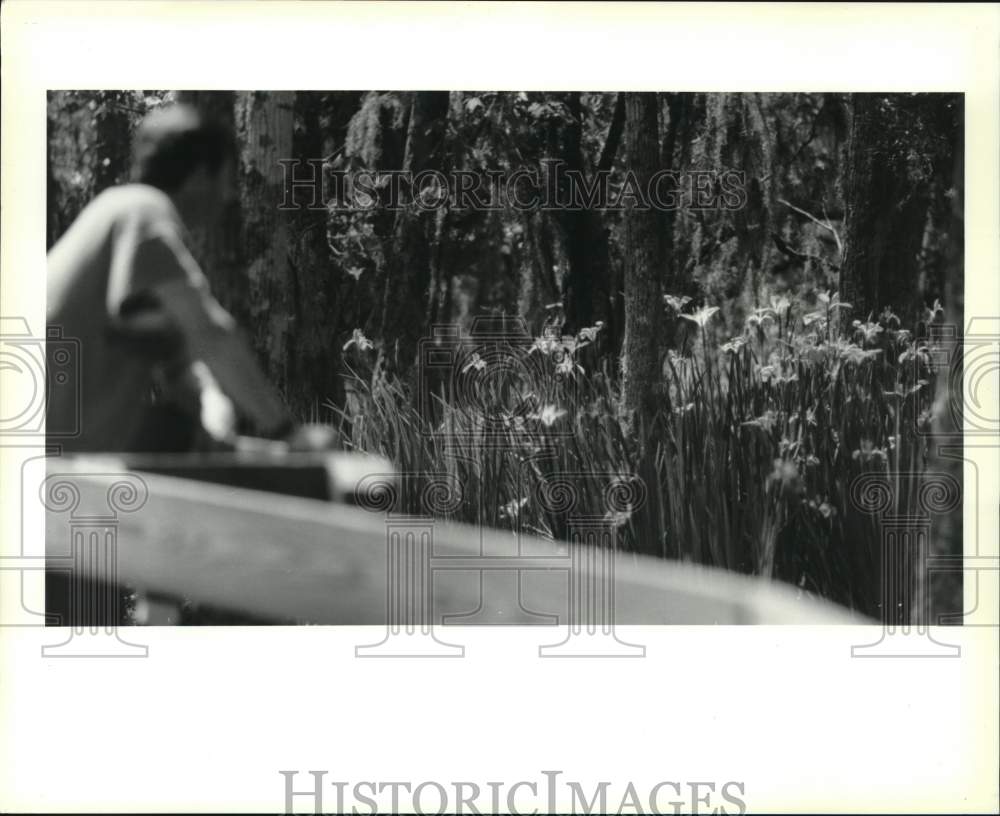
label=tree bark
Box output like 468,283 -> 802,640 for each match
557,93 -> 616,342
929,94 -> 964,625
234,91 -> 295,396
92,92 -> 133,194
378,91 -> 450,381
286,91 -> 363,418
620,93 -> 664,442
840,94 -> 929,322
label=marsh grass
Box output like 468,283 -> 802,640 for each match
328,294 -> 948,617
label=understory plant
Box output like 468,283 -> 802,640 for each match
329,292 -> 955,619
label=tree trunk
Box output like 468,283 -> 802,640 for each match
546,92 -> 624,349
840,93 -> 929,322
92,92 -> 133,194
379,91 -> 450,381
286,91 -> 363,419
557,92 -> 615,341
234,91 -> 295,397
929,94 -> 964,625
619,93 -> 664,442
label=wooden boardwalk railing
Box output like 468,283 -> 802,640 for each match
43,454 -> 863,627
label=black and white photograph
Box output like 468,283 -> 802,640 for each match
1,3 -> 997,814
41,87 -> 965,631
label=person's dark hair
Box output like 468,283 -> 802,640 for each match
131,104 -> 236,192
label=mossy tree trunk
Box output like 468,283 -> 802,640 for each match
840,93 -> 930,323
619,92 -> 665,443
234,91 -> 295,398
378,91 -> 450,381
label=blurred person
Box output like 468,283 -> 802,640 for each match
47,103 -> 298,453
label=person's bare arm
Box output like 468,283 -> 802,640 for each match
150,276 -> 292,436
117,228 -> 293,436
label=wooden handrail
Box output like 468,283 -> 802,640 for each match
43,455 -> 864,625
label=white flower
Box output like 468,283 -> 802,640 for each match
721,335 -> 748,354
500,497 -> 529,519
746,309 -> 775,330
577,322 -> 604,343
924,298 -> 945,322
529,334 -> 561,356
462,352 -> 487,373
840,344 -> 880,365
817,290 -> 852,311
769,295 -> 791,317
855,321 -> 883,345
342,328 -> 374,352
556,355 -> 583,377
742,409 -> 777,432
603,509 -> 633,528
533,405 -> 567,427
682,305 -> 720,329
664,294 -> 692,312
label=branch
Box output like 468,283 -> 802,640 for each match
777,197 -> 843,257
597,93 -> 626,174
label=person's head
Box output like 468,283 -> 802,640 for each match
132,103 -> 237,224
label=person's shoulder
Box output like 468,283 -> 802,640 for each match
95,184 -> 185,241
99,183 -> 177,218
